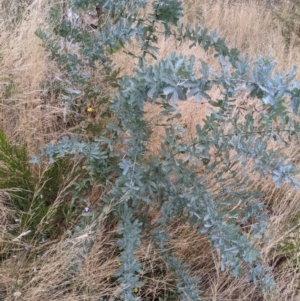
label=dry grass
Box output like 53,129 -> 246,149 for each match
183,0 -> 300,71
2,0 -> 300,300
0,0 -> 66,154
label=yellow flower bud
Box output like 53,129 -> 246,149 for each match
116,260 -> 121,266
87,107 -> 93,112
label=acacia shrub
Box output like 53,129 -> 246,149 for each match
34,0 -> 300,299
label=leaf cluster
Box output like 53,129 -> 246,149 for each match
33,0 -> 300,299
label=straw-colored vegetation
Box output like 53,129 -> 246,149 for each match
2,0 -> 300,300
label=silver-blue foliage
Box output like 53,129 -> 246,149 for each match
33,0 -> 300,299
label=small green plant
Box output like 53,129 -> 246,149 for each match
3,82 -> 16,99
273,212 -> 300,275
34,0 -> 300,299
0,128 -> 33,209
0,128 -> 79,242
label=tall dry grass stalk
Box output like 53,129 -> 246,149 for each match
195,0 -> 300,71
0,0 -> 66,154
